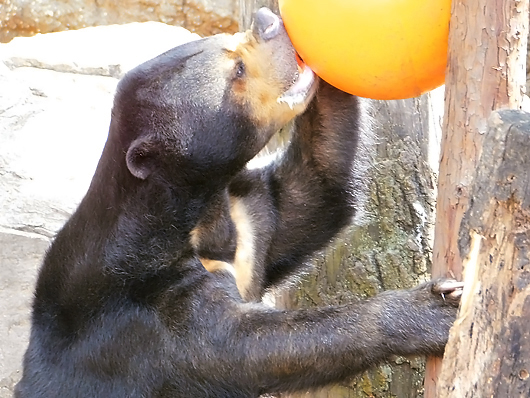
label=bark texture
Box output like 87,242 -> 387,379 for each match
431,0 -> 528,280
436,109 -> 530,398
426,0 -> 528,393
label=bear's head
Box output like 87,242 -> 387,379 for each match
110,8 -> 317,187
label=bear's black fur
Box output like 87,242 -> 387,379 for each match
16,8 -> 462,398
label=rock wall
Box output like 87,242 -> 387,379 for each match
0,24 -> 199,397
0,0 -> 238,43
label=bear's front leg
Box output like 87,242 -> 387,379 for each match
186,277 -> 463,396
371,278 -> 463,357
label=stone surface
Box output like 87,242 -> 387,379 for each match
0,23 -> 198,397
0,0 -> 238,43
0,229 -> 49,397
2,22 -> 200,78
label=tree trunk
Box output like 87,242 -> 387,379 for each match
436,109 -> 530,397
425,0 -> 529,394
431,0 -> 528,281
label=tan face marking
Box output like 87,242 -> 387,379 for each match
222,33 -> 302,130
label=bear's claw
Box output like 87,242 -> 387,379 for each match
433,279 -> 464,304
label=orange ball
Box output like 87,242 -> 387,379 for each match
278,0 -> 451,100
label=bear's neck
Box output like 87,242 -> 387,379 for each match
42,145 -> 220,288
87,168 -> 213,267
32,148 -> 221,330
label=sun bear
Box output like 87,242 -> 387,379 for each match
16,8 -> 462,398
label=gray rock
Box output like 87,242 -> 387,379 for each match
0,23 -> 198,396
2,22 -> 200,78
0,229 -> 49,398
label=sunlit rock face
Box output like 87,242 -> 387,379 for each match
0,0 -> 238,43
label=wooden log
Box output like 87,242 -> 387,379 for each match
425,0 -> 528,394
432,0 -> 528,280
436,109 -> 530,397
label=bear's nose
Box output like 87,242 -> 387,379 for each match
255,8 -> 281,41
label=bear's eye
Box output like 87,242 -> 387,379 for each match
235,60 -> 246,79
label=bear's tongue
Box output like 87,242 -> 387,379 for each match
277,62 -> 316,110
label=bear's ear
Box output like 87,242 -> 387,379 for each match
126,138 -> 157,180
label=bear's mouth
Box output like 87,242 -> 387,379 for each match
277,62 -> 317,110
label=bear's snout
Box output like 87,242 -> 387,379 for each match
255,7 -> 281,41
